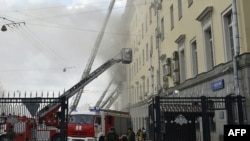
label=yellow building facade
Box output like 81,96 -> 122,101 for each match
124,0 -> 250,140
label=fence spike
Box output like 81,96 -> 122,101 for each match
8,91 -> 10,98
24,91 -> 27,97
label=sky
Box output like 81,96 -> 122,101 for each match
0,0 -> 128,111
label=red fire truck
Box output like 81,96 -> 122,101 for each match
67,109 -> 132,141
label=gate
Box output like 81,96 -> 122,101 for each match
0,93 -> 68,141
148,95 -> 245,141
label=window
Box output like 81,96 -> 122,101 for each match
69,115 -> 94,124
142,49 -> 145,65
178,0 -> 182,20
191,39 -> 198,76
150,35 -> 153,55
139,55 -> 141,69
170,5 -> 174,29
179,42 -> 186,82
142,24 -> 144,39
137,83 -> 139,102
147,77 -> 149,94
175,34 -> 186,83
149,7 -> 153,24
187,0 -> 193,7
136,15 -> 137,27
161,17 -> 165,40
204,27 -> 214,70
146,43 -> 149,61
131,65 -> 133,77
134,62 -> 136,75
196,7 -> 214,71
140,84 -> 142,100
223,9 -> 234,61
136,58 -> 138,72
142,78 -> 145,96
157,69 -> 160,90
131,86 -> 134,104
95,117 -> 101,125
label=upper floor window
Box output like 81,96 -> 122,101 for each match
142,24 -> 144,39
142,49 -> 145,66
170,5 -> 174,29
191,39 -> 198,77
175,34 -> 186,83
149,7 -> 153,24
146,43 -> 149,61
161,17 -> 165,40
150,35 -> 154,56
196,6 -> 214,71
204,27 -> 214,70
187,0 -> 193,7
222,8 -> 234,61
178,0 -> 183,20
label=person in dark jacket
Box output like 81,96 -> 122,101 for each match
142,127 -> 146,141
106,127 -> 119,141
127,127 -> 135,141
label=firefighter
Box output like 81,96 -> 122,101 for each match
105,127 -> 119,141
127,127 -> 135,141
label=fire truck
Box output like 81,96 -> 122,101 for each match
0,47 -> 132,141
67,109 -> 132,141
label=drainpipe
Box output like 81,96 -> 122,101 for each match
232,0 -> 240,96
152,0 -> 162,96
232,0 -> 241,124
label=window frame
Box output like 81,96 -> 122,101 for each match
190,38 -> 198,77
222,7 -> 234,62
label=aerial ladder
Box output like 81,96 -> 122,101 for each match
94,79 -> 113,108
38,48 -> 132,126
104,88 -> 120,109
99,83 -> 120,109
68,0 -> 117,114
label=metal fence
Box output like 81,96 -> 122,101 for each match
148,95 -> 246,141
0,92 -> 68,141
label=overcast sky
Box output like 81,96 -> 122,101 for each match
0,0 -> 128,111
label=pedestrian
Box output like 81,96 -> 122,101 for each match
136,129 -> 143,141
141,127 -> 146,141
105,127 -> 119,141
127,127 -> 135,141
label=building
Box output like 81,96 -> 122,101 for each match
124,0 -> 250,140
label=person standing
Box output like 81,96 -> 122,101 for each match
105,127 -> 119,141
127,127 -> 135,141
136,129 -> 143,141
142,127 -> 146,141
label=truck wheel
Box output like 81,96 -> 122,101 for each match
51,134 -> 61,141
